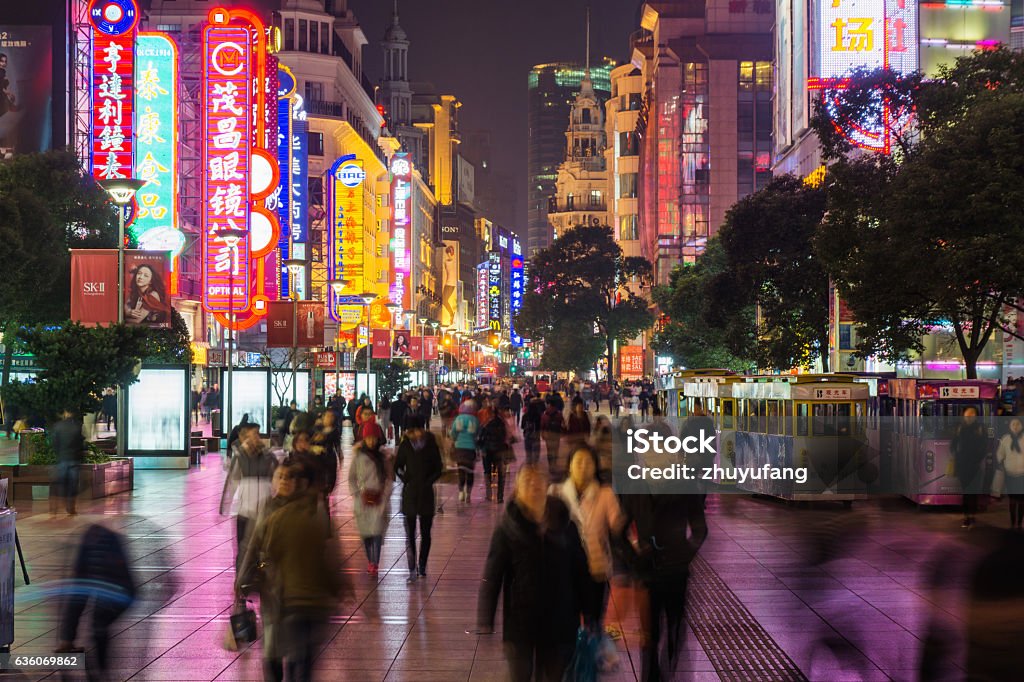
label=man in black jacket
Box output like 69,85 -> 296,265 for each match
50,410 -> 84,516
394,416 -> 443,580
390,394 -> 409,443
477,466 -> 587,681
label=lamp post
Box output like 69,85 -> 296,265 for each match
283,258 -> 305,406
429,320 -> 440,384
358,292 -> 377,400
327,279 -> 344,400
216,227 -> 248,439
98,177 -> 147,456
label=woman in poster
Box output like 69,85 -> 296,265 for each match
125,263 -> 170,325
393,333 -> 410,358
441,243 -> 457,326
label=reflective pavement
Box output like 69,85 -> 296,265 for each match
1,427 -> 1004,681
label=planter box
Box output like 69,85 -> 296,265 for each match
0,459 -> 134,501
17,430 -> 46,465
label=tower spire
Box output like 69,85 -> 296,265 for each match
585,4 -> 591,75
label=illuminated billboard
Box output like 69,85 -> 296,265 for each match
0,26 -> 54,154
291,112 -> 308,243
476,262 -> 488,330
810,0 -> 919,153
89,0 -> 139,182
327,154 -> 367,327
510,237 -> 524,346
274,64 -> 294,297
390,153 -> 412,309
133,32 -> 180,253
488,250 -> 502,331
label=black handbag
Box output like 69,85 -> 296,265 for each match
229,600 -> 259,643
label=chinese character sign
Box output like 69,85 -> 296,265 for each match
291,114 -> 308,243
202,24 -> 252,314
476,262 -> 488,330
819,0 -> 886,79
89,0 -> 139,183
132,33 -> 178,245
510,254 -> 524,346
620,346 -> 644,379
390,153 -> 412,309
327,155 -> 366,325
274,65 -> 294,297
488,251 -> 502,331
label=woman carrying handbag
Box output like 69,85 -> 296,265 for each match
348,421 -> 392,575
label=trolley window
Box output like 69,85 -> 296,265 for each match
796,402 -> 809,436
722,399 -> 735,429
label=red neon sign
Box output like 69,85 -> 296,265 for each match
202,21 -> 252,315
89,0 -> 139,181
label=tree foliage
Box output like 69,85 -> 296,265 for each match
1,323 -> 151,421
144,309 -> 194,364
516,224 -> 653,378
813,49 -> 1024,377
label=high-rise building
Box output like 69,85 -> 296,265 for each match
605,63 -> 644,260
527,58 -> 615,257
634,1 -> 773,283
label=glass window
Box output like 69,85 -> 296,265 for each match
284,18 -> 294,51
722,399 -> 734,429
589,190 -> 602,208
619,172 -> 638,199
796,403 -> 809,436
739,61 -> 754,91
581,109 -> 591,124
309,21 -> 319,53
619,214 -> 639,241
298,19 -> 307,51
321,22 -> 330,54
308,131 -> 324,157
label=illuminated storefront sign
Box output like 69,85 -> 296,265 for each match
89,0 -> 139,183
274,65 -> 294,297
809,0 -> 918,153
327,154 -> 366,326
202,21 -> 252,314
510,238 -> 524,347
390,153 -> 412,308
132,32 -> 179,250
476,262 -> 488,330
488,251 -> 502,331
290,99 -> 308,243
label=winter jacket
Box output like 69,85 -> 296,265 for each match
390,399 -> 409,428
566,412 -> 591,446
450,413 -> 480,451
540,405 -> 564,435
348,443 -> 392,537
618,493 -> 707,583
510,391 -> 523,412
953,421 -> 990,490
997,433 -> 1024,478
50,417 -> 84,466
521,401 -> 543,439
477,496 -> 588,644
395,432 -> 444,517
220,444 -> 277,520
551,479 -> 625,581
477,415 -> 508,454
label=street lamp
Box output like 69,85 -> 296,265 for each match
98,177 -> 146,457
327,279 -> 344,398
283,258 -> 305,406
358,292 -> 376,401
218,227 -> 247,439
429,320 -> 440,383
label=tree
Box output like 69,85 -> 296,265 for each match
144,309 -> 194,364
717,175 -> 831,371
1,323 -> 151,422
652,240 -> 755,371
813,49 -> 1024,377
0,150 -> 120,386
516,224 -> 653,380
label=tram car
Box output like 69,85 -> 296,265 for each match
730,375 -> 872,503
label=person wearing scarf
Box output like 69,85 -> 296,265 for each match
996,418 -> 1024,528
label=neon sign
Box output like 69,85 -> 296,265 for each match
327,154 -> 366,327
202,20 -> 252,314
476,262 -> 488,330
290,100 -> 308,243
390,153 -> 412,308
132,32 -> 179,251
274,64 -> 294,297
809,0 -> 918,153
510,238 -> 524,346
488,251 -> 502,331
89,0 -> 139,183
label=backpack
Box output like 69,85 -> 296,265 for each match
477,417 -> 507,452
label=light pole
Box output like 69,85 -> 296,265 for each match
217,227 -> 248,439
358,292 -> 377,400
429,320 -> 440,384
283,258 -> 305,407
98,177 -> 146,457
328,279 -> 344,401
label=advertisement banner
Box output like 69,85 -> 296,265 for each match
620,345 -> 645,379
313,351 -> 336,369
488,251 -> 502,331
291,117 -> 308,243
90,0 -> 138,183
392,329 -> 411,358
123,251 -> 171,327
510,237 -> 524,346
423,336 -> 438,361
327,155 -> 367,324
441,241 -> 459,327
476,262 -> 489,330
389,154 -> 412,309
0,26 -> 53,155
372,329 -> 391,359
266,301 -> 325,348
70,249 -> 118,326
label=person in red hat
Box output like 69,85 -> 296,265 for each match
348,419 -> 391,575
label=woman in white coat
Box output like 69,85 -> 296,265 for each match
348,421 -> 392,575
995,417 -> 1024,529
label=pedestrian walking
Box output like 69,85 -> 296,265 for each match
591,415 -> 614,484
476,466 -> 588,681
395,416 -> 443,582
479,407 -> 510,503
610,391 -> 621,419
348,420 -> 391,575
510,388 -> 523,427
50,409 -> 84,516
390,393 -> 409,443
639,389 -> 651,422
521,398 -> 544,466
565,396 -> 592,457
237,457 -> 347,682
541,398 -> 566,480
219,422 -> 277,570
952,407 -> 989,528
994,417 -> 1024,528
101,389 -> 117,431
451,401 -> 480,503
191,387 -> 202,424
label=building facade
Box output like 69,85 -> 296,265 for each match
527,59 -> 615,257
634,1 -> 773,284
605,64 -> 644,260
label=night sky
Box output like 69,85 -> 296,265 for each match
348,0 -> 644,230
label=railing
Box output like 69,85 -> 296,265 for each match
304,99 -> 345,118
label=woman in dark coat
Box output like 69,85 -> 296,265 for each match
477,465 -> 588,681
952,406 -> 990,528
394,416 -> 443,581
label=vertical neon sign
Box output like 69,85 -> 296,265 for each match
488,251 -> 502,331
133,32 -> 179,251
89,0 -> 139,183
476,262 -> 488,330
390,153 -> 412,308
291,111 -> 308,244
510,237 -> 524,346
202,20 -> 252,314
327,154 -> 366,325
275,65 -> 294,297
